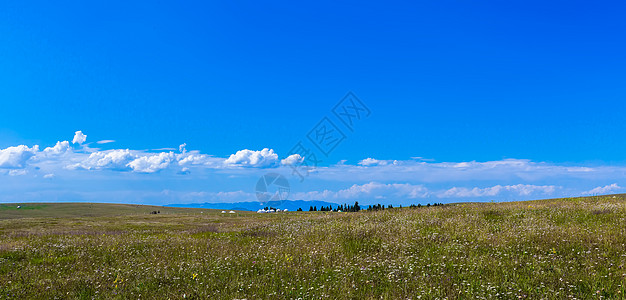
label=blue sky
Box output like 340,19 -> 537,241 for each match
1,1 -> 626,206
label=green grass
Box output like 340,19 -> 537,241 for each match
0,203 -> 217,219
1,196 -> 626,299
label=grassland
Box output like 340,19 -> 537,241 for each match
1,196 -> 625,299
0,203 -> 211,219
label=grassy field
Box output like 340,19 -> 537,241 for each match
0,203 -> 213,220
1,196 -> 625,299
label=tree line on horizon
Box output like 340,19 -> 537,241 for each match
297,201 -> 444,212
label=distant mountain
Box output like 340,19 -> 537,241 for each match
165,200 -> 341,212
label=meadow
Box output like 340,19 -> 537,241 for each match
1,196 -> 625,299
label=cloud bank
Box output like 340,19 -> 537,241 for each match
582,183 -> 622,195
1,131 -> 626,205
292,182 -> 557,202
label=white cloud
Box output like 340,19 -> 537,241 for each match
8,169 -> 27,176
72,131 -> 87,144
43,141 -> 71,155
438,184 -> 557,198
177,151 -> 219,166
582,183 -> 621,195
281,154 -> 304,166
0,145 -> 39,169
127,152 -> 175,173
178,190 -> 253,203
224,148 -> 279,167
178,153 -> 208,165
358,158 -> 397,166
411,157 -> 435,162
96,140 -> 115,144
69,149 -> 135,171
293,182 -> 429,201
335,182 -> 429,199
43,173 -> 55,179
179,143 -> 187,153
